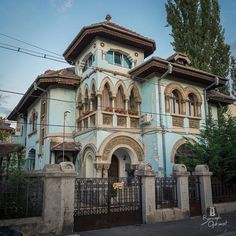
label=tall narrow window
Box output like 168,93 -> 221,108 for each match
91,84 -> 97,111
188,93 -> 197,116
84,88 -> 89,113
82,54 -> 94,72
170,90 -> 181,114
115,86 -> 125,112
102,83 -> 112,110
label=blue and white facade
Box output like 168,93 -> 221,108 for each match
8,19 -> 233,177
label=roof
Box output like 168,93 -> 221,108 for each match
0,121 -> 14,133
207,90 -> 235,105
51,142 -> 81,151
8,67 -> 80,120
0,143 -> 22,158
167,52 -> 191,65
129,56 -> 227,86
63,20 -> 156,63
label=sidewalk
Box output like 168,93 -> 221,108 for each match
77,211 -> 236,236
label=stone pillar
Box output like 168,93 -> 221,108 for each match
193,165 -> 213,214
136,168 -> 156,223
125,99 -> 129,114
97,94 -> 101,111
112,96 -> 115,112
173,164 -> 190,213
42,162 -> 77,235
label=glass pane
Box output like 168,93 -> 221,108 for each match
106,51 -> 113,64
124,55 -> 132,69
114,52 -> 122,65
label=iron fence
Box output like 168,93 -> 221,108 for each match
0,176 -> 44,219
211,176 -> 236,203
74,177 -> 141,217
155,177 -> 178,209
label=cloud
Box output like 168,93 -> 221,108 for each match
0,106 -> 11,118
49,0 -> 74,12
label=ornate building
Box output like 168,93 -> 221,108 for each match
8,17 -> 234,177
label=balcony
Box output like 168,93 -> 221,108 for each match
77,110 -> 140,132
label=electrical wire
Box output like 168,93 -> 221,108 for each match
12,119 -> 203,133
0,32 -> 62,57
0,44 -> 67,64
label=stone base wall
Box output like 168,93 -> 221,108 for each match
147,208 -> 189,223
0,217 -> 43,236
214,202 -> 236,214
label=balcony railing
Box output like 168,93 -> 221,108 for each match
77,110 -> 140,132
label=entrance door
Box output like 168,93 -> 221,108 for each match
108,155 -> 119,177
189,175 -> 201,216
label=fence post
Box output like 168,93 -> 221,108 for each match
173,164 -> 190,214
193,165 -> 213,214
42,162 -> 77,235
136,168 -> 156,223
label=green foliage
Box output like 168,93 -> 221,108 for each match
8,146 -> 26,182
231,56 -> 236,96
179,108 -> 236,182
165,0 -> 230,78
0,117 -> 10,141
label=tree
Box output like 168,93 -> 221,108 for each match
230,56 -> 236,96
0,116 -> 10,141
180,108 -> 236,182
165,0 -> 230,78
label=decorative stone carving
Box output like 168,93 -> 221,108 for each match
117,116 -> 126,127
60,162 -> 75,172
103,114 -> 112,125
172,115 -> 184,127
189,118 -> 200,129
130,118 -> 139,128
102,136 -> 144,161
43,164 -> 61,172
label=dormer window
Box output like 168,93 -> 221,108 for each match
82,54 -> 94,72
106,50 -> 132,69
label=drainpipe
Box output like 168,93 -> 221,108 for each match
158,63 -> 173,177
203,77 -> 219,121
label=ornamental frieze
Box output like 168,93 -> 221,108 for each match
102,136 -> 144,162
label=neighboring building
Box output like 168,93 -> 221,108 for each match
8,17 -> 235,176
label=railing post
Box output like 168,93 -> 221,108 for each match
173,164 -> 190,214
136,168 -> 156,223
193,165 -> 213,214
42,162 -> 77,235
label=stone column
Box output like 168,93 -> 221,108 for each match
42,162 -> 77,235
193,165 -> 213,214
136,168 -> 156,223
173,164 -> 190,213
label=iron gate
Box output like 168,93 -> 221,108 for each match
74,176 -> 142,232
188,175 -> 201,216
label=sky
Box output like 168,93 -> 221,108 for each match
0,0 -> 236,118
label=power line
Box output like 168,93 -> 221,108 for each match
0,32 -> 62,57
0,42 -> 64,60
12,120 -> 203,133
0,44 -> 68,64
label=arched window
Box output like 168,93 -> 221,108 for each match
115,86 -> 125,112
102,83 -> 112,110
91,84 -> 97,111
188,93 -> 197,117
128,87 -> 139,115
82,54 -> 94,72
27,149 -> 36,170
106,50 -> 132,69
170,90 -> 181,114
84,88 -> 89,113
